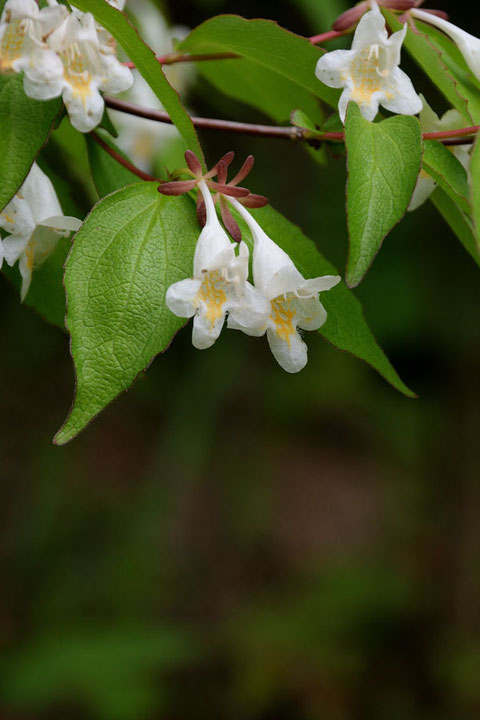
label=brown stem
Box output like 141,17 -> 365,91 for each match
104,96 -> 304,140
90,131 -> 161,182
104,96 -> 480,146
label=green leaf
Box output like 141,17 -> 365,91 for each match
238,205 -> 414,397
345,104 -> 422,287
470,135 -> 480,248
431,187 -> 480,267
70,0 -> 204,164
180,16 -> 339,123
423,140 -> 470,214
0,74 -> 62,212
86,133 -> 140,197
384,10 -> 476,124
55,185 -> 199,445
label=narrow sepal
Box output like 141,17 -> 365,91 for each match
216,159 -> 228,185
240,193 -> 269,208
220,196 -> 242,242
204,151 -> 235,179
207,182 -> 250,197
230,155 -> 255,186
185,150 -> 202,176
420,8 -> 449,19
332,3 -> 367,31
158,180 -> 198,195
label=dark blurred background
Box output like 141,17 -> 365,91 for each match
1,0 -> 480,718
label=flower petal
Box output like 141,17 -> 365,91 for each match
227,281 -> 270,333
63,83 -> 105,133
192,308 -> 226,350
166,277 -> 202,318
297,296 -> 327,331
266,326 -> 308,373
381,67 -> 422,116
408,172 -> 436,211
351,4 -> 388,51
315,49 -> 354,90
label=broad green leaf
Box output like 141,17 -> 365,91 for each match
431,187 -> 480,266
423,140 -> 470,214
55,185 -> 199,445
85,133 -> 140,197
468,135 -> 480,249
70,0 -> 204,164
384,10 -> 476,124
345,104 -> 422,288
0,74 -> 62,212
237,205 -> 414,397
180,16 -> 339,123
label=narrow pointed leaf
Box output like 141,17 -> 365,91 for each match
0,74 -> 62,211
431,187 -> 480,266
180,16 -> 339,123
345,103 -> 422,287
470,135 -> 480,248
423,140 -> 471,214
55,186 -> 199,445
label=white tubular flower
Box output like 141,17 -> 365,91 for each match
409,95 -> 471,211
315,1 -> 422,122
412,8 -> 480,81
24,10 -> 133,132
0,0 -> 66,81
0,163 -> 81,300
166,180 -> 270,350
228,199 -> 341,374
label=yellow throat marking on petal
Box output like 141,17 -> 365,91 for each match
62,46 -> 93,104
0,212 -> 15,224
349,46 -> 386,103
0,19 -> 26,73
271,295 -> 296,347
197,270 -> 228,327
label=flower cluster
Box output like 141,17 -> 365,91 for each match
0,0 -> 133,132
0,163 -> 81,300
161,153 -> 340,373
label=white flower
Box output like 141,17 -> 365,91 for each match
24,9 -> 133,132
315,1 -> 422,122
166,180 -> 270,350
408,95 -> 471,211
0,163 -> 81,300
228,199 -> 341,374
412,8 -> 480,81
0,0 -> 66,82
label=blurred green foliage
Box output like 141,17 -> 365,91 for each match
1,0 -> 480,718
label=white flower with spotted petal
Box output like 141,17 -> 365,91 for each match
23,9 -> 133,132
0,163 -> 82,300
166,180 -> 270,350
315,2 -> 422,123
0,0 -> 66,81
409,95 -> 471,211
228,199 -> 341,374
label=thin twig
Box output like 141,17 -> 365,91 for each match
104,96 -> 304,140
90,131 -> 161,182
104,96 -> 480,146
